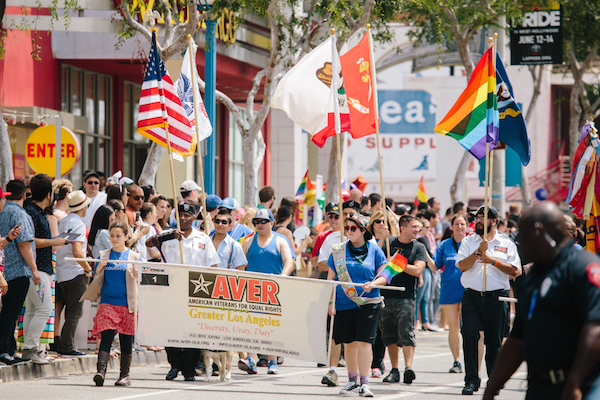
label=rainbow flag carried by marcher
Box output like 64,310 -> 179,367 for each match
377,251 -> 407,284
434,47 -> 499,160
414,176 -> 428,205
237,232 -> 255,245
295,169 -> 309,197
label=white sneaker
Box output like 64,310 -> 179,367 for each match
339,381 -> 360,395
360,384 -> 374,397
23,348 -> 49,365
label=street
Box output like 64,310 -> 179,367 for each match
0,332 -> 527,400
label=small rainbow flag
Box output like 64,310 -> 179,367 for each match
295,169 -> 309,197
414,176 -> 427,205
434,47 -> 499,160
237,232 -> 255,245
378,251 -> 407,284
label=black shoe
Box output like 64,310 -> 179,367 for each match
403,367 -> 416,384
0,355 -> 27,366
462,383 -> 476,395
475,378 -> 481,391
317,363 -> 327,368
257,357 -> 268,367
184,375 -> 195,381
166,367 -> 179,380
58,349 -> 87,358
383,368 -> 400,383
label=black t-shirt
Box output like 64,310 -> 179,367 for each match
380,237 -> 427,300
511,244 -> 600,384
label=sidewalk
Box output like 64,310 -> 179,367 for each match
0,350 -> 167,384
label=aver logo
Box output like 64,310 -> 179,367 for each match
188,271 -> 281,305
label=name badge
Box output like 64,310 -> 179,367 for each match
494,246 -> 507,253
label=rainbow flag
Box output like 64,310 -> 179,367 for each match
378,252 -> 407,284
414,176 -> 428,205
434,47 -> 499,160
237,232 -> 255,245
295,169 -> 309,197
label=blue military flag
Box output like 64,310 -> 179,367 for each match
496,53 -> 531,166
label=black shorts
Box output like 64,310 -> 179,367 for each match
379,298 -> 416,347
333,303 -> 381,345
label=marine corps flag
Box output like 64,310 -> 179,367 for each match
340,33 -> 378,138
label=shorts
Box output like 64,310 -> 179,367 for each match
379,298 -> 416,347
333,303 -> 381,345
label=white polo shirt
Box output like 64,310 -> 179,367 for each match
161,229 -> 220,267
456,231 -> 521,291
318,231 -> 377,264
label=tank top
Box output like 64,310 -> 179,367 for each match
246,233 -> 283,274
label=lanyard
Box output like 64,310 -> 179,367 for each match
528,288 -> 539,320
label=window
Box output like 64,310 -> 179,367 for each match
61,65 -> 112,185
123,81 -> 148,181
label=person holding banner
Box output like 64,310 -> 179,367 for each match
81,221 -> 140,387
326,214 -> 388,397
238,208 -> 294,375
456,206 -> 521,396
146,202 -> 220,381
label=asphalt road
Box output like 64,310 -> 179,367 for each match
0,331 -> 527,400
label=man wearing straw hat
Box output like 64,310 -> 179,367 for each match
55,190 -> 93,358
456,205 -> 521,395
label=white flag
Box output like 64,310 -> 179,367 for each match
177,44 -> 213,142
271,36 -> 350,148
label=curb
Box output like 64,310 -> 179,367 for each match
0,350 -> 167,384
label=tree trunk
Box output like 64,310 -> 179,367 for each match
325,132 -> 344,204
242,133 -> 258,207
0,115 -> 14,188
138,142 -> 165,186
569,80 -> 584,161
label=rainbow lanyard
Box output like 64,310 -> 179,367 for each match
527,288 -> 539,320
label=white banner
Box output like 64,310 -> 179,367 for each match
137,264 -> 332,364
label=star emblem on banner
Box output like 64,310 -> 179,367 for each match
190,274 -> 213,295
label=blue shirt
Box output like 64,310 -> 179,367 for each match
100,249 -> 129,307
210,233 -> 248,269
25,202 -> 53,274
434,238 -> 465,305
327,242 -> 387,311
228,223 -> 253,241
0,201 -> 36,281
246,234 -> 284,275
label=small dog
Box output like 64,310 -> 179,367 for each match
203,350 -> 234,381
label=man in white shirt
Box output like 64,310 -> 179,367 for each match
456,206 -> 521,396
146,202 -> 220,381
81,171 -> 107,229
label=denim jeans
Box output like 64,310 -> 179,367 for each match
415,267 -> 432,325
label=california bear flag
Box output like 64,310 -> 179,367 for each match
271,36 -> 351,147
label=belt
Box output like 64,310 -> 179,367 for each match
465,288 -> 508,297
530,368 -> 567,385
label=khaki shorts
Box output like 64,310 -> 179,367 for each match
379,298 -> 416,347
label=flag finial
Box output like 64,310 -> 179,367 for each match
331,28 -> 335,35
143,9 -> 161,27
488,37 -> 493,45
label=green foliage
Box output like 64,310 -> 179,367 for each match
562,0 -> 600,62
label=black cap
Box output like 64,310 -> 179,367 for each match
327,204 -> 340,215
343,200 -> 361,211
178,203 -> 197,215
474,205 -> 499,219
83,170 -> 99,182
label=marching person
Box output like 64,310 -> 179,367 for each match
484,202 -> 600,400
380,215 -> 427,385
81,221 -> 141,387
238,208 -> 294,375
327,214 -> 388,397
456,206 -> 521,395
434,214 -> 468,374
146,202 -> 220,381
211,208 -> 247,270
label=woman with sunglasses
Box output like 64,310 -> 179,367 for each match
327,214 -> 388,397
434,214 -> 468,374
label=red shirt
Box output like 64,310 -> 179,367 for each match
311,230 -> 333,258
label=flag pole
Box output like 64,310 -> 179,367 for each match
331,28 -> 345,245
187,34 -> 208,234
482,36 -> 495,292
152,27 -> 184,264
367,24 -> 390,258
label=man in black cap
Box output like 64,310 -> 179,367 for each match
456,206 -> 521,395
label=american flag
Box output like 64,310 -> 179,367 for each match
137,30 -> 197,157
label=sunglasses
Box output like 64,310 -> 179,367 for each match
328,213 -> 339,220
253,219 -> 271,225
214,219 -> 230,225
373,219 -> 385,224
86,181 -> 99,185
130,195 -> 143,201
344,225 -> 362,233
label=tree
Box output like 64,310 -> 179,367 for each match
399,0 -> 546,205
563,0 -> 600,160
123,0 -> 399,205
